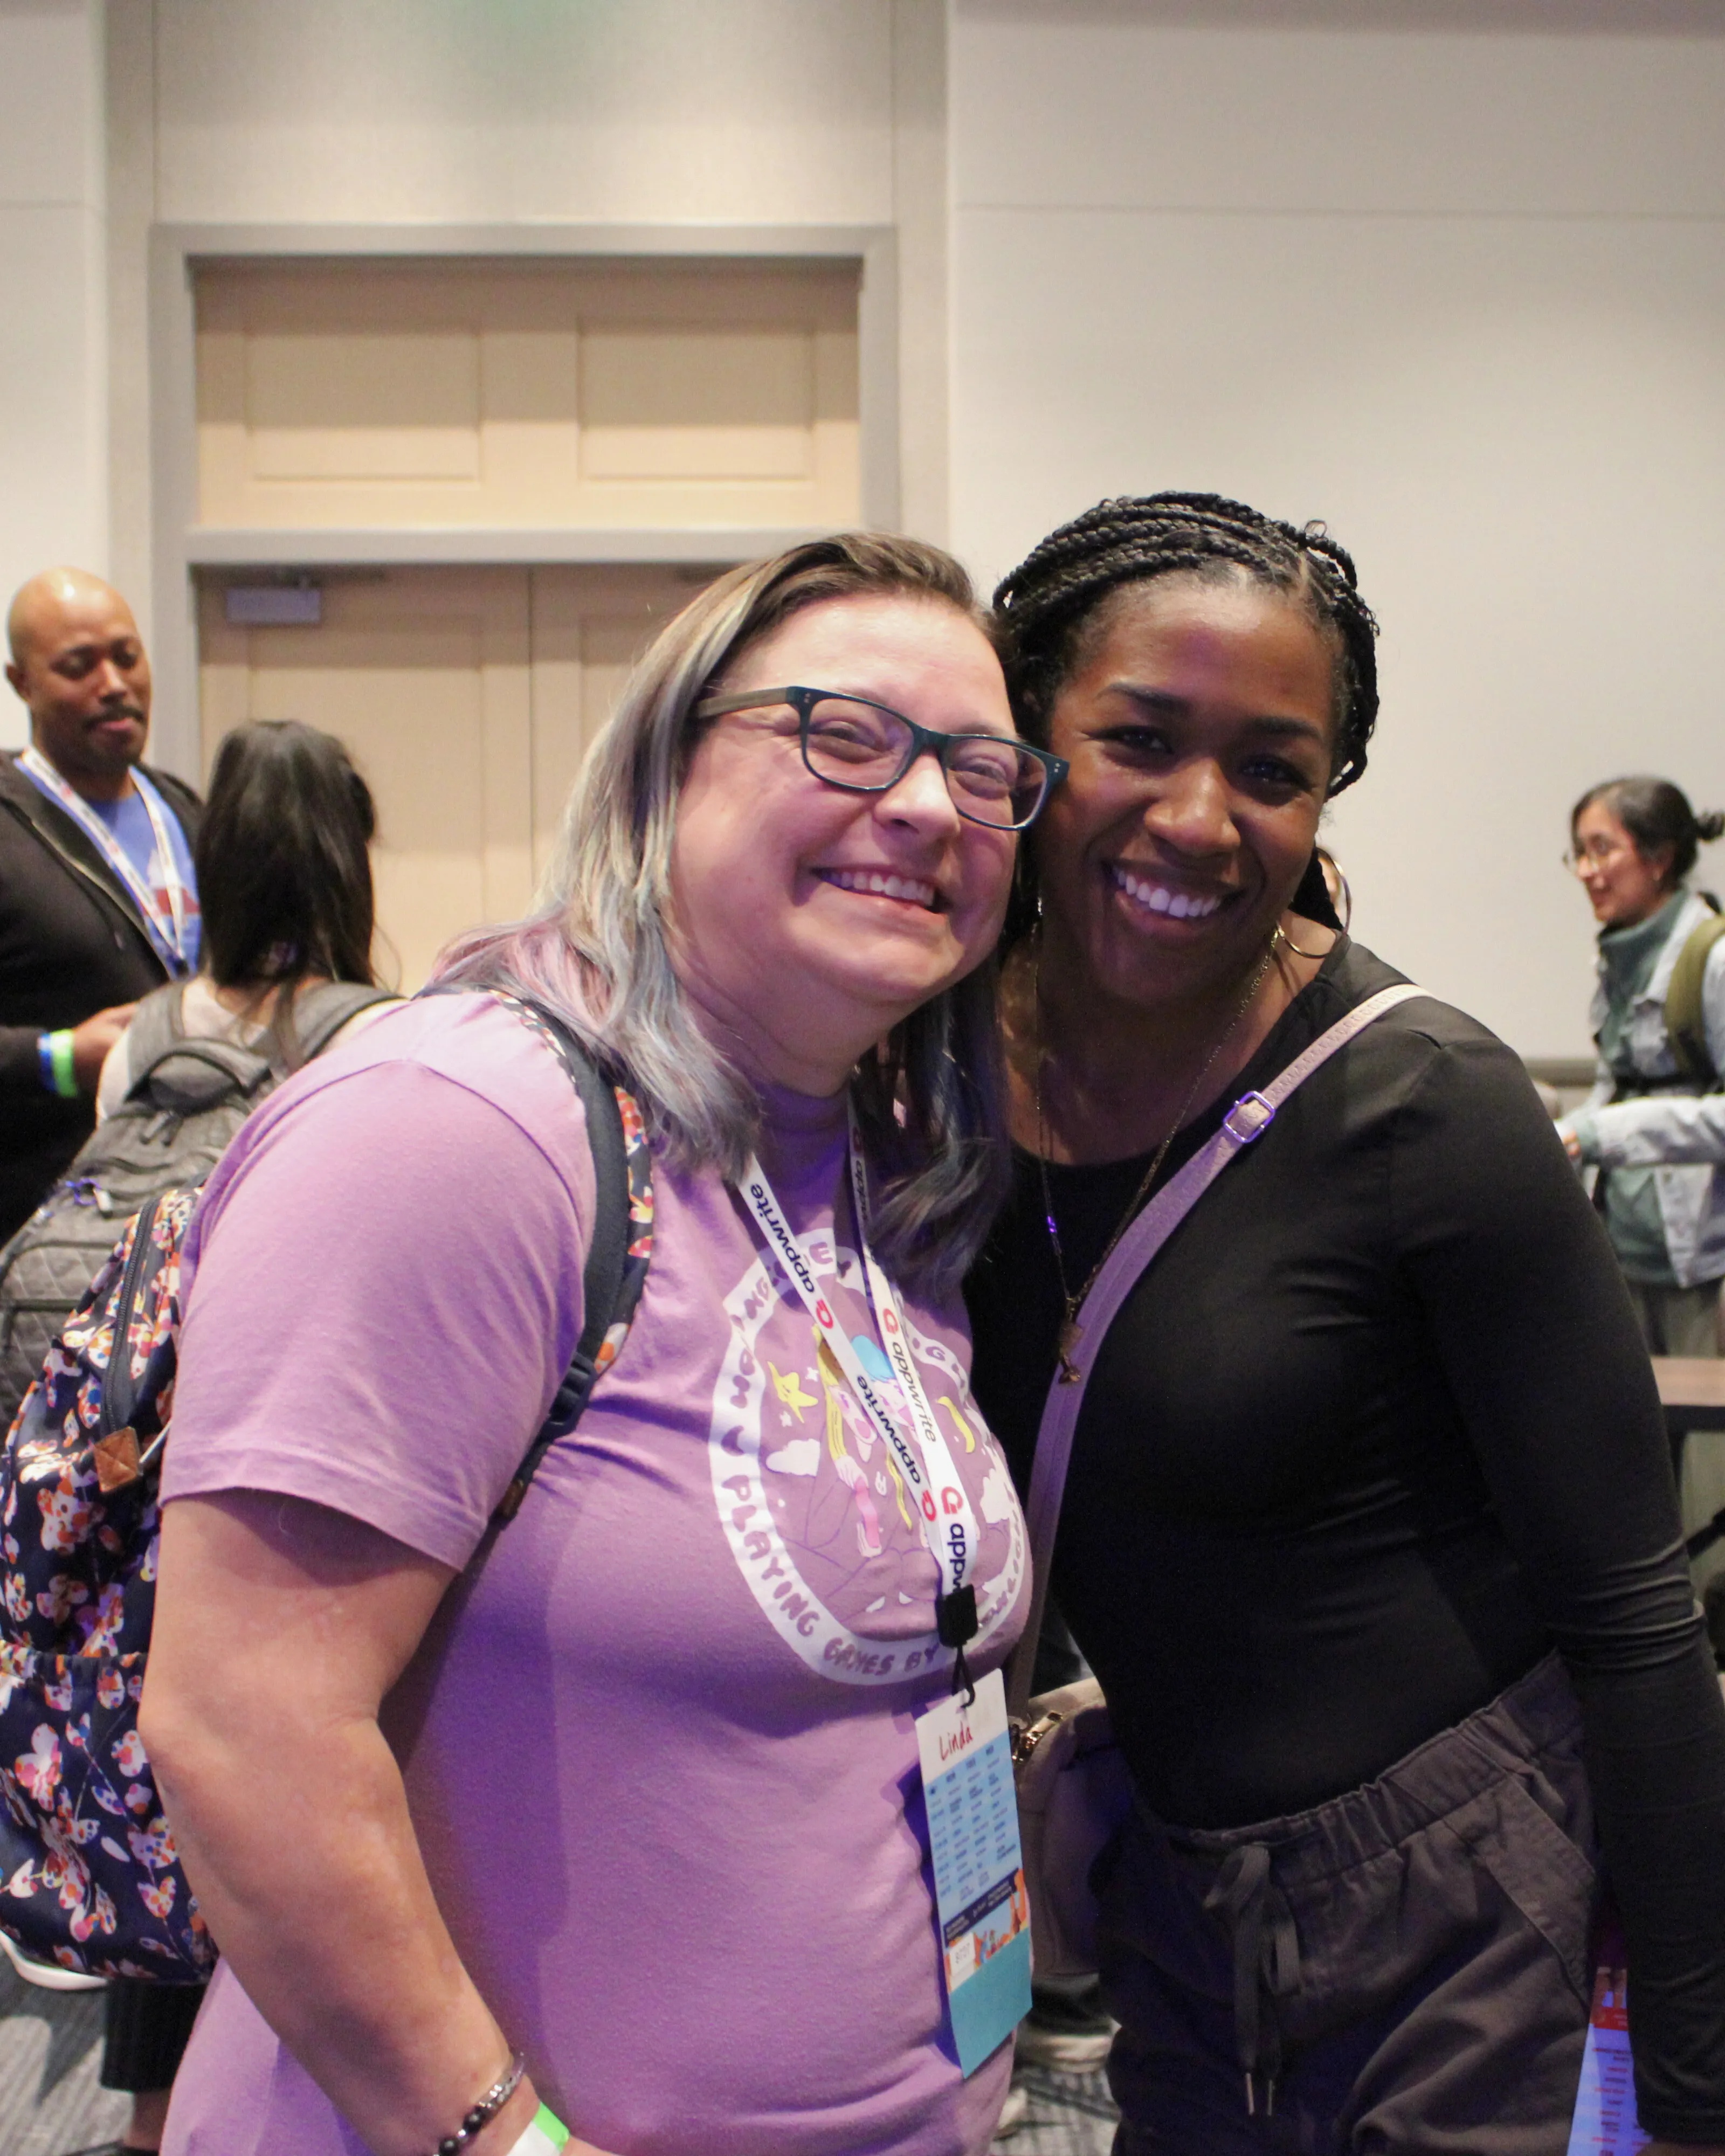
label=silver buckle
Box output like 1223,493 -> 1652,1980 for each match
1223,1090 -> 1276,1144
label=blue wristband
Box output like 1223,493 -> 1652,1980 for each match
38,1031 -> 79,1098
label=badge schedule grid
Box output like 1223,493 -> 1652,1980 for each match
917,1674 -> 1032,2076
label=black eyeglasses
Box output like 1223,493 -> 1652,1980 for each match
693,686 -> 1068,832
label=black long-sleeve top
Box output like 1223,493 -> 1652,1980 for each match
0,754 -> 201,1239
967,937 -> 1725,2141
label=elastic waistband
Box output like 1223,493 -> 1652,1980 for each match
1148,1653 -> 1581,1891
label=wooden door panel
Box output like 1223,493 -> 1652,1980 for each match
197,563 -> 698,989
528,565 -> 696,887
198,569 -> 530,990
196,260 -> 860,531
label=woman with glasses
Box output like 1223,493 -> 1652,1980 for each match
1555,777 -> 1725,1356
139,535 -> 1056,2156
965,494 -> 1725,2154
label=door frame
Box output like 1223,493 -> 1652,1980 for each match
148,220 -> 900,780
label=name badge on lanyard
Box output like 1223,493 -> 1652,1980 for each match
916,1670 -> 1033,2075
739,1114 -> 1029,2074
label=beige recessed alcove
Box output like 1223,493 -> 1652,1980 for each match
195,257 -> 861,532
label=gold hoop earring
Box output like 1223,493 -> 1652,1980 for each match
1316,847 -> 1353,932
1273,921 -> 1330,961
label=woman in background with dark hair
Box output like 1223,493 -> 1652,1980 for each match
968,493 -> 1725,2154
97,717 -> 392,1118
91,716 -> 394,2156
1556,776 -> 1725,1356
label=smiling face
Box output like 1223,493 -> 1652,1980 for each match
668,593 -> 1019,1095
1571,798 -> 1675,930
1032,571 -> 1338,1018
5,570 -> 152,802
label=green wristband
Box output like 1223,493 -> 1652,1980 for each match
509,2106 -> 570,2153
47,1031 -> 79,1100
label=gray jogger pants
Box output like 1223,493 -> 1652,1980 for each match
1095,1654 -> 1600,2156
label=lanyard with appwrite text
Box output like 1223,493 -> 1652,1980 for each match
739,1110 -> 984,1694
19,747 -> 194,976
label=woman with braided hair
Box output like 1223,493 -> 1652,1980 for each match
967,492 -> 1725,2154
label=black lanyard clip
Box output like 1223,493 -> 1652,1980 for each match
936,1586 -> 978,1708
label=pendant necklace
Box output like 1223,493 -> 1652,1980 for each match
1034,936 -> 1278,1384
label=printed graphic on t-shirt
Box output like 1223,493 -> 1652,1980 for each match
709,1231 -> 1025,1685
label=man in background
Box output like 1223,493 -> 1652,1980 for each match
0,567 -> 202,1242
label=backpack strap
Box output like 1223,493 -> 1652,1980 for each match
99,1193 -> 168,1438
123,1032 -> 277,1114
115,983 -> 192,1097
414,984 -> 651,1525
493,1003 -> 638,1522
1665,904 -> 1725,1089
122,982 -> 394,1105
1005,981 -> 1426,1720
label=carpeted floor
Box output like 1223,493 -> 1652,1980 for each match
995,2063 -> 1119,2153
0,1967 -> 127,2156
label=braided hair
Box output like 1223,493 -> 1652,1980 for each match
992,491 -> 1380,797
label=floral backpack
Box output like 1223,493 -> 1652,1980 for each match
0,994 -> 652,1980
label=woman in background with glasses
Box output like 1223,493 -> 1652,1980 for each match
140,534 -> 1054,2156
1557,777 -> 1725,1356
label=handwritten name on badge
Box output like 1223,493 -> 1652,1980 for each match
939,1717 -> 976,1765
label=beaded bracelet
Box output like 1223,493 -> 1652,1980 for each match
425,2052 -> 526,2156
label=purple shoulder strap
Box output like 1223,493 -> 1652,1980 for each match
1006,983 -> 1425,1718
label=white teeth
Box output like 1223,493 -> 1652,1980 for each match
1112,866 -> 1222,920
822,866 -> 937,910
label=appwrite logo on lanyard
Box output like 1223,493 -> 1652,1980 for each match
739,1114 -> 978,1620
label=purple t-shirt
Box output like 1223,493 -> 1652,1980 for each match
158,994 -> 1030,2156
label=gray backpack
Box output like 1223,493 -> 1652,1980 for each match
0,978 -> 394,1431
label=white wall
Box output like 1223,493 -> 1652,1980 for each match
150,0 -> 895,226
100,0 -> 950,759
0,0 -> 107,752
951,1 -> 1725,1059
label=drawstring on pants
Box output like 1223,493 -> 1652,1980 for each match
1202,1842 -> 1303,2118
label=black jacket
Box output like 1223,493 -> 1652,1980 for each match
0,751 -> 203,1240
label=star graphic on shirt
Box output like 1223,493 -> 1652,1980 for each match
768,1363 -> 818,1422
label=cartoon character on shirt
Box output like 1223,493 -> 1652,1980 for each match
709,1232 -> 1025,1686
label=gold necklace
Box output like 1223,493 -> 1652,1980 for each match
1033,939 -> 1277,1383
